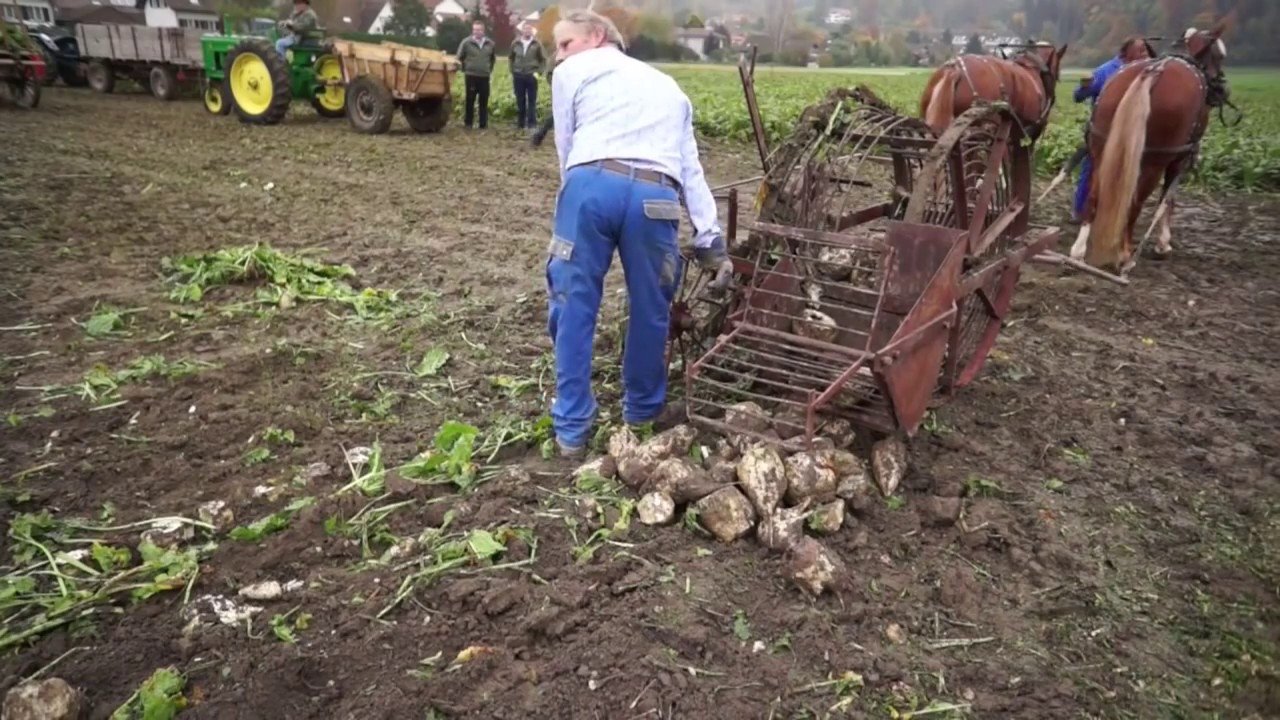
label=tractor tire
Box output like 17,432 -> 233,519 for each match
225,39 -> 292,126
345,75 -> 393,135
402,95 -> 452,133
203,77 -> 231,116
60,63 -> 87,87
86,60 -> 114,94
149,65 -> 179,101
309,54 -> 345,118
40,50 -> 57,86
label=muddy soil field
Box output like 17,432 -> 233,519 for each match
1,89 -> 1277,720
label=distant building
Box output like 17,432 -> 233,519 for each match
675,27 -> 710,60
824,8 -> 851,26
137,0 -> 219,30
2,0 -> 57,23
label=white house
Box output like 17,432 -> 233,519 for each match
433,0 -> 464,22
675,27 -> 710,60
141,0 -> 218,30
1,0 -> 57,24
824,8 -> 852,26
366,0 -> 437,36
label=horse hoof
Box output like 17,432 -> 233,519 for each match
1142,247 -> 1172,261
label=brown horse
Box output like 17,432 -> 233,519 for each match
920,42 -> 1069,140
1069,21 -> 1232,272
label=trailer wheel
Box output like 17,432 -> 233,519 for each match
345,75 -> 393,134
86,60 -> 114,94
309,54 -> 345,118
402,95 -> 451,133
150,65 -> 179,101
203,77 -> 231,115
225,39 -> 292,125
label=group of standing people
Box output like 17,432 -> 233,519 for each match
454,20 -> 552,131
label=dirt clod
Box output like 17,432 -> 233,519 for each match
917,496 -> 962,526
2,678 -> 83,720
785,537 -> 847,596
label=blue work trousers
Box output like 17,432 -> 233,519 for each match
276,35 -> 296,57
1074,153 -> 1092,218
547,164 -> 683,449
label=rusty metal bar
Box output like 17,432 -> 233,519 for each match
739,46 -> 769,172
970,200 -> 1025,258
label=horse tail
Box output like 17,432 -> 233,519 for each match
1090,72 -> 1154,266
924,70 -> 955,134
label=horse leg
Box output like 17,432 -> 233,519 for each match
1154,161 -> 1185,257
1070,150 -> 1102,260
1124,165 -> 1164,267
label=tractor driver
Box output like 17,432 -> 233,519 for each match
276,0 -> 318,58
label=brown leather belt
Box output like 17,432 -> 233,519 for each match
589,159 -> 680,190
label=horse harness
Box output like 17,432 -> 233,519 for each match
945,51 -> 1055,137
1086,55 -> 1209,157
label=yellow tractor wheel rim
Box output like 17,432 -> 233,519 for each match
204,85 -> 223,113
230,53 -> 273,116
314,55 -> 344,111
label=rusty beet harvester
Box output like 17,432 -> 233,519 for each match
673,54 -> 1062,451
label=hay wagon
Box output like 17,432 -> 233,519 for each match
330,40 -> 458,135
669,54 -> 1064,450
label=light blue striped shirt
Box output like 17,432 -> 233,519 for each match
552,46 -> 722,249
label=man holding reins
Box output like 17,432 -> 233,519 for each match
545,9 -> 733,458
1071,36 -> 1154,222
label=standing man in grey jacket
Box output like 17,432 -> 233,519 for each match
508,24 -> 548,129
456,20 -> 496,129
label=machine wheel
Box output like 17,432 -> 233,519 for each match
905,104 -> 1029,391
309,54 -> 345,118
203,77 -> 231,115
11,70 -> 41,109
345,75 -> 393,134
225,39 -> 292,125
86,60 -> 114,94
402,95 -> 452,133
149,65 -> 179,101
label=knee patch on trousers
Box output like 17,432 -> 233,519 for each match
659,252 -> 678,292
546,235 -> 573,304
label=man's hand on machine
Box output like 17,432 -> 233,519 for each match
694,234 -> 734,293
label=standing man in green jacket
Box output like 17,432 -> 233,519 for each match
456,20 -> 496,129
508,23 -> 547,129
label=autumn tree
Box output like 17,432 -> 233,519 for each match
535,5 -> 559,48
383,0 -> 433,36
483,0 -> 515,47
595,5 -> 639,44
438,17 -> 471,53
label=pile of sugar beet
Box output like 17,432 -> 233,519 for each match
574,401 -> 907,598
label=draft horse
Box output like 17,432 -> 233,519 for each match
1069,21 -> 1233,272
919,41 -> 1069,140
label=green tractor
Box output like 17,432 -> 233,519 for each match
200,19 -> 344,125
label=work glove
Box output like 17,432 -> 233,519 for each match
694,234 -> 734,293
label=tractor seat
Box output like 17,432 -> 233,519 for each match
293,28 -> 329,52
